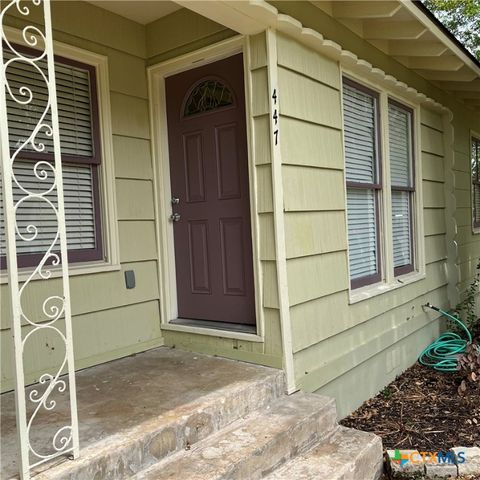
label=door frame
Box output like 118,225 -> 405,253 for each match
148,35 -> 264,342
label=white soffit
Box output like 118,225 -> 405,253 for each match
309,0 -> 480,111
87,1 -> 181,25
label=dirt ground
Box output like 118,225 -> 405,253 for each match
341,363 -> 479,451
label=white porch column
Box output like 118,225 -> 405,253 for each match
0,1 -> 79,479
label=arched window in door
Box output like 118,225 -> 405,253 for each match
183,78 -> 234,117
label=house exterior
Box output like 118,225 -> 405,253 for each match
1,0 -> 480,476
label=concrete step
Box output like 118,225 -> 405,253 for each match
36,365 -> 285,480
133,392 -> 337,480
265,426 -> 383,480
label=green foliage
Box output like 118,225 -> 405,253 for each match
453,259 -> 480,335
382,386 -> 392,399
422,0 -> 480,60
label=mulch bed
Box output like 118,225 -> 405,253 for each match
341,362 -> 480,451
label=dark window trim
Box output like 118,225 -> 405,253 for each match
1,43 -> 104,270
388,99 -> 416,277
343,77 -> 383,290
0,165 -> 103,270
472,137 -> 480,228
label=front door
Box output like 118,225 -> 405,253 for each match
165,54 -> 255,326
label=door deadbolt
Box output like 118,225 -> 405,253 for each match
170,213 -> 181,222
171,197 -> 180,204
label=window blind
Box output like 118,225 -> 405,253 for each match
472,138 -> 480,226
343,80 -> 380,286
392,191 -> 411,267
5,51 -> 95,159
474,183 -> 480,225
388,102 -> 413,272
343,83 -> 377,184
0,161 -> 97,256
347,188 -> 378,280
389,104 -> 411,187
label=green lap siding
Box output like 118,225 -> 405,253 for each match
0,2 -> 161,392
272,19 -> 479,416
2,0 -> 480,414
1,8 -> 283,391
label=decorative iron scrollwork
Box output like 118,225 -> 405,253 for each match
0,1 -> 79,478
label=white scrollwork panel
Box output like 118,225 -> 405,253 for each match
0,1 -> 79,478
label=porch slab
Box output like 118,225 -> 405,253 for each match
1,347 -> 284,479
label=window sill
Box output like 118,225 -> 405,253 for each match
0,260 -> 121,285
348,270 -> 426,304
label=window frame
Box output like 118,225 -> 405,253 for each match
472,134 -> 480,231
388,98 -> 416,277
0,27 -> 120,284
341,72 -> 425,299
343,77 -> 383,290
1,42 -> 104,269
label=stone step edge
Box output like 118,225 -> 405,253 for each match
133,392 -> 338,480
35,370 -> 285,479
265,425 -> 383,479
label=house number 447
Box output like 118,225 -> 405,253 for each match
272,88 -> 279,146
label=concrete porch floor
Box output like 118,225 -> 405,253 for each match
1,347 -> 284,479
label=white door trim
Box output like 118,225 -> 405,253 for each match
147,35 -> 264,342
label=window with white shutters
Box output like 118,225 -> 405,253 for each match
389,101 -> 414,276
343,79 -> 382,289
472,136 -> 480,229
0,45 -> 102,269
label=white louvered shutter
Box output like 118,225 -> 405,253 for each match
343,82 -> 379,283
388,103 -> 413,270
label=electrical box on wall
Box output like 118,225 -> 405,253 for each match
125,270 -> 135,289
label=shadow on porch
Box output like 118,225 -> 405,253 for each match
1,347 -> 285,479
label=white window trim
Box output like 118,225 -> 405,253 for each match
471,130 -> 480,235
1,26 -> 120,284
341,68 -> 426,304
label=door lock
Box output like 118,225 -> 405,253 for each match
170,213 -> 181,222
171,197 -> 180,204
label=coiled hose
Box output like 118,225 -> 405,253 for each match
418,303 -> 472,372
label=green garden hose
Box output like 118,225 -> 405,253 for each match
418,303 -> 472,372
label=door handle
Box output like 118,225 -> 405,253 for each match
170,213 -> 181,222
171,197 -> 180,204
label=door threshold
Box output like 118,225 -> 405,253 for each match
170,318 -> 257,334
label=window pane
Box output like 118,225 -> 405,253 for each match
472,138 -> 480,226
343,83 -> 377,184
472,139 -> 478,182
0,161 -> 97,256
389,103 -> 412,187
474,182 -> 480,225
392,190 -> 412,268
347,188 -> 378,280
184,80 -> 233,116
5,51 -> 94,158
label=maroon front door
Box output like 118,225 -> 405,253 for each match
165,54 -> 255,326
